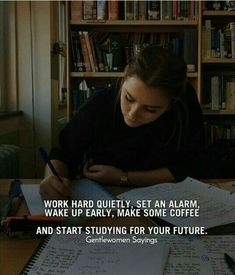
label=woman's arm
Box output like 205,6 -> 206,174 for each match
83,163 -> 176,186
127,168 -> 176,186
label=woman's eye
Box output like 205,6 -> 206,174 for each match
145,108 -> 158,113
125,95 -> 134,102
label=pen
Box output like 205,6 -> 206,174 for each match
224,253 -> 235,275
39,147 -> 63,182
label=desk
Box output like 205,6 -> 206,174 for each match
0,179 -> 153,274
0,178 -> 235,275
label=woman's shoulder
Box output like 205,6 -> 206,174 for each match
184,82 -> 199,105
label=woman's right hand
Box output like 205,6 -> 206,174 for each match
40,175 -> 71,200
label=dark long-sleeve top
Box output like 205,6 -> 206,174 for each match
50,83 -> 205,181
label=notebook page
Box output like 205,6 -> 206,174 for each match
21,184 -> 44,215
22,233 -> 169,275
117,177 -> 235,229
200,235 -> 235,275
157,235 -> 214,275
21,179 -> 116,215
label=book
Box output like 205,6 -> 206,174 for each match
162,235 -> 235,274
147,0 -> 161,20
108,0 -> 119,20
83,31 -> 96,72
211,76 -> 220,110
97,0 -> 107,20
21,232 -> 169,275
124,0 -> 138,20
118,177 -> 235,232
79,31 -> 92,72
70,1 -> 82,20
183,28 -> 196,72
226,80 -> 235,110
83,0 -> 97,20
229,22 -> 235,58
161,0 -> 172,20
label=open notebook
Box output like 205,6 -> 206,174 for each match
21,178 -> 116,215
117,177 -> 235,232
21,233 -> 169,275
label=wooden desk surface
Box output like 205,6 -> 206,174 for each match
0,178 -> 235,275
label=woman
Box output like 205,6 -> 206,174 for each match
40,46 -> 205,199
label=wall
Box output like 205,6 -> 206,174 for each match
1,2 -> 67,178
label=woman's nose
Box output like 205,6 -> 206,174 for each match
128,105 -> 139,120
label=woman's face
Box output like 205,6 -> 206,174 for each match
120,76 -> 170,128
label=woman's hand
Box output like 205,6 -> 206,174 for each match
83,161 -> 122,185
40,175 -> 71,200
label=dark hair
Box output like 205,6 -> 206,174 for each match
118,46 -> 189,150
122,45 -> 187,100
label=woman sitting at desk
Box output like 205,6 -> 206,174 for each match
40,46 -> 204,200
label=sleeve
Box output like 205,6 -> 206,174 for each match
49,95 -> 97,178
167,83 -> 205,181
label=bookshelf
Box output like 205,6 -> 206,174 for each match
66,1 -> 235,144
66,0 -> 201,118
201,1 -> 235,144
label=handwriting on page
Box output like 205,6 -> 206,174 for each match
25,233 -> 168,275
118,177 -> 235,229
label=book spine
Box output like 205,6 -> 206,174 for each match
93,36 -> 105,72
125,0 -> 134,20
108,0 -> 119,20
138,1 -> 147,20
205,20 -> 212,59
211,76 -> 220,110
70,1 -> 82,20
89,34 -> 99,72
97,0 -> 107,20
83,1 -> 97,20
79,31 -> 91,72
226,80 -> 235,110
133,0 -> 139,20
71,30 -> 85,72
229,22 -> 235,58
160,0 -> 167,20
147,0 -> 161,20
224,26 -> 232,58
83,31 -> 96,72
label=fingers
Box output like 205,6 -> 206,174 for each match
40,175 -> 71,200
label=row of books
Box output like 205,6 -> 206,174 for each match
202,1 -> 235,11
202,76 -> 235,111
72,80 -> 113,112
70,30 -> 197,73
204,123 -> 235,145
70,0 -> 199,21
202,21 -> 235,59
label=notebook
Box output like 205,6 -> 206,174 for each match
21,233 -> 169,275
117,177 -> 235,232
21,178 -> 116,215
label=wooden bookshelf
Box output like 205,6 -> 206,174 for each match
70,20 -> 198,26
201,1 -> 235,143
66,1 -> 202,118
66,1 -> 235,143
71,72 -> 198,78
202,59 -> 235,64
202,11 -> 235,16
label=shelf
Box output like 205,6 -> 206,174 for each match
202,10 -> 235,16
71,72 -> 124,77
70,19 -> 198,26
202,58 -> 235,64
71,72 -> 198,78
203,110 -> 235,115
